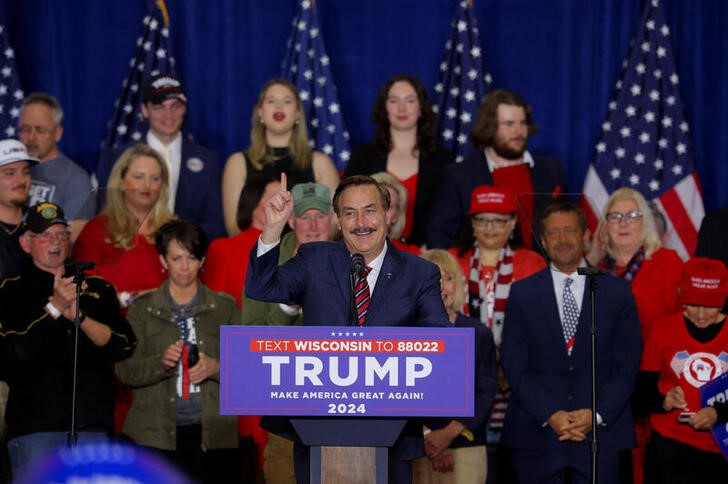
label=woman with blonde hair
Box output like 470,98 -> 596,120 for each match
73,143 -> 175,432
414,249 -> 496,484
586,187 -> 683,484
74,143 -> 174,305
586,187 -> 683,339
221,78 -> 339,236
370,172 -> 420,254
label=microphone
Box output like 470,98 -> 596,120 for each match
350,253 -> 365,275
577,266 -> 605,276
64,261 -> 96,284
65,261 -> 95,273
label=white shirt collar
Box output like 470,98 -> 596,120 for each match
146,130 -> 182,152
362,242 -> 388,294
549,259 -> 587,316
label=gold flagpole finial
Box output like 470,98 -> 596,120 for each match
157,0 -> 170,28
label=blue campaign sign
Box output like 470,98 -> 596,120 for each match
220,326 -> 475,417
699,372 -> 728,460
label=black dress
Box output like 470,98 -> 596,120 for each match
344,142 -> 454,246
244,147 -> 315,189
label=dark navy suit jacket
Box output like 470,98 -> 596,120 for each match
500,267 -> 641,453
245,238 -> 449,327
95,133 -> 224,239
426,150 -> 564,249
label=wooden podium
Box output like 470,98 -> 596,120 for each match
220,325 -> 475,483
290,418 -> 406,484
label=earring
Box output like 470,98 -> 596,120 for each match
295,119 -> 300,125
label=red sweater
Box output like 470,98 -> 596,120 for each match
630,248 -> 683,341
72,215 -> 165,294
641,312 -> 728,453
201,227 -> 262,308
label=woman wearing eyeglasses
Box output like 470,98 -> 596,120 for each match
451,185 -> 545,482
586,187 -> 683,341
586,187 -> 683,484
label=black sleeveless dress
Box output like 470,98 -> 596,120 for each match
244,147 -> 315,189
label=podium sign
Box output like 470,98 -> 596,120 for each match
220,325 -> 474,417
700,372 -> 728,460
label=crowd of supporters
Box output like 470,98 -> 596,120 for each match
0,74 -> 726,483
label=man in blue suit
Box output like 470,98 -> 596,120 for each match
246,174 -> 448,327
95,74 -> 224,239
246,174 -> 448,483
501,201 -> 641,483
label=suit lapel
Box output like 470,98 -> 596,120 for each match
330,242 -> 355,315
365,241 -> 400,323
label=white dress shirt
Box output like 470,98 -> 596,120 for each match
147,131 -> 182,214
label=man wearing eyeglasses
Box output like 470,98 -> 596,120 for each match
0,202 -> 136,480
428,89 -> 565,251
19,93 -> 96,242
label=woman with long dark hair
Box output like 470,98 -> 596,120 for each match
344,74 -> 453,247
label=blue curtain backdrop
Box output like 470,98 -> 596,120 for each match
3,0 -> 726,211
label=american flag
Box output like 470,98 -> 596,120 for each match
102,0 -> 176,149
281,0 -> 350,172
433,0 -> 493,163
581,0 -> 704,260
0,21 -> 24,139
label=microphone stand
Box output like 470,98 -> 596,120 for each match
349,270 -> 357,326
65,261 -> 93,447
577,266 -> 604,484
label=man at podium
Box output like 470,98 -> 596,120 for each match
246,173 -> 449,482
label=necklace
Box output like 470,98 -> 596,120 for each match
0,221 -> 21,236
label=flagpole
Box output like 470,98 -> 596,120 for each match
156,0 -> 170,27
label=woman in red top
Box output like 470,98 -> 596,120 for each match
586,187 -> 683,484
637,257 -> 728,483
587,187 -> 683,340
73,144 -> 173,307
344,74 -> 453,246
72,144 -> 174,433
202,174 -> 280,309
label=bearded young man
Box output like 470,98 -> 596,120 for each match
427,89 -> 565,250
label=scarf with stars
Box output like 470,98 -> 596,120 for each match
467,242 -> 514,346
599,245 -> 646,282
